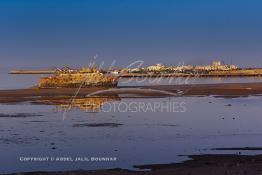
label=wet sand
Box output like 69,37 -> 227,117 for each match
8,154 -> 262,175
2,83 -> 262,175
0,82 -> 262,103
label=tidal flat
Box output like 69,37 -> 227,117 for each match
1,93 -> 262,174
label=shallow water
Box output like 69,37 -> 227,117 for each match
0,71 -> 40,90
1,70 -> 262,173
0,96 -> 262,173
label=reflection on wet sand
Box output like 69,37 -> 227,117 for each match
36,96 -> 121,112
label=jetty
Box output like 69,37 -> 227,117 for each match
9,70 -> 55,74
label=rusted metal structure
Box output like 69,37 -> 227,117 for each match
38,67 -> 118,88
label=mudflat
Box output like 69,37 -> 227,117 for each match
0,82 -> 262,103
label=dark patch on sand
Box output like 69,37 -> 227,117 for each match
7,154 -> 262,175
0,136 -> 40,145
72,123 -> 123,128
26,121 -> 48,123
0,113 -> 43,118
159,124 -> 177,127
213,147 -> 262,151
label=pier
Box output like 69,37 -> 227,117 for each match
9,70 -> 56,74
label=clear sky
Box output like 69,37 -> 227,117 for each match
0,0 -> 262,69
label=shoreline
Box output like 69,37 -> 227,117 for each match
7,153 -> 262,175
120,72 -> 262,77
9,68 -> 262,77
0,82 -> 262,103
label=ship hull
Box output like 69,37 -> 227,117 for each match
38,73 -> 118,88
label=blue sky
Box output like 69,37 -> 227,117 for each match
0,0 -> 262,68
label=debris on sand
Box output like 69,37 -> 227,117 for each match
213,147 -> 262,150
72,123 -> 123,128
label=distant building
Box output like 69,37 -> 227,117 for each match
210,60 -> 238,71
212,60 -> 224,67
110,70 -> 120,75
194,60 -> 238,71
194,65 -> 212,71
229,64 -> 238,70
129,68 -> 142,73
120,60 -> 238,74
173,65 -> 194,72
147,64 -> 165,71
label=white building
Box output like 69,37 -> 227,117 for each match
147,64 -> 165,71
173,65 -> 194,72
